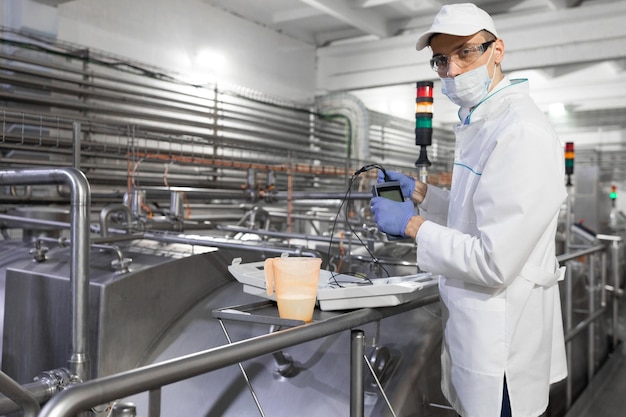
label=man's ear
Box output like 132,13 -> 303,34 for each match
494,38 -> 505,65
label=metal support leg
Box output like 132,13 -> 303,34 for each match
350,330 -> 365,417
588,255 -> 596,383
564,190 -> 573,408
148,388 -> 161,417
363,353 -> 397,417
611,240 -> 622,349
565,263 -> 573,409
218,319 -> 266,417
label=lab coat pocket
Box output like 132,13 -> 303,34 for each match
441,285 -> 506,374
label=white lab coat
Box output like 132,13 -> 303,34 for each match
416,78 -> 568,417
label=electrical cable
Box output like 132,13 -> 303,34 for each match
325,164 -> 393,287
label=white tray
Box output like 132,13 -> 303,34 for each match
228,258 -> 438,311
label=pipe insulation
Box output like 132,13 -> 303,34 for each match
316,93 -> 370,162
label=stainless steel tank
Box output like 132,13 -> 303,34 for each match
121,276 -> 447,417
0,230 -> 449,416
0,237 -> 233,383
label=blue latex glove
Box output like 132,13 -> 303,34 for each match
370,196 -> 415,238
377,170 -> 415,200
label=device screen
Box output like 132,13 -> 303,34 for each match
373,181 -> 404,202
378,187 -> 403,202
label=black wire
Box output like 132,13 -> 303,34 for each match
325,173 -> 358,286
325,164 -> 393,287
343,176 -> 392,278
353,163 -> 388,180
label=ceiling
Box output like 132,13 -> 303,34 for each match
202,0 -> 592,46
203,0 -> 626,139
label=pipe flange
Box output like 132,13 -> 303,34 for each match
34,368 -> 81,395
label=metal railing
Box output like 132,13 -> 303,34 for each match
558,234 -> 624,409
36,294 -> 439,417
29,231 -> 623,417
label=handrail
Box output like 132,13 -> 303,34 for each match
557,244 -> 606,263
30,234 -> 626,417
38,293 -> 439,417
0,168 -> 91,383
557,235 -> 623,408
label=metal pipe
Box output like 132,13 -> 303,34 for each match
217,225 -> 375,246
594,235 -> 623,350
611,240 -> 621,348
275,191 -> 371,200
0,381 -> 50,415
564,307 -> 605,342
588,255 -> 595,383
350,330 -> 365,417
557,244 -> 606,263
363,351 -> 397,417
565,262 -> 573,409
561,187 -> 573,411
99,204 -> 132,238
72,122 -> 81,170
557,240 -> 604,410
601,252 -> 607,308
38,294 -> 439,417
0,371 -> 40,417
0,168 -> 91,382
0,213 -> 71,230
91,243 -> 130,273
91,233 -> 145,244
218,319 -> 266,417
148,389 -> 161,417
141,231 -> 321,258
0,368 -> 78,415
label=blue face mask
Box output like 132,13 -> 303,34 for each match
441,49 -> 495,108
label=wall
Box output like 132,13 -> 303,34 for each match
1,0 -> 317,103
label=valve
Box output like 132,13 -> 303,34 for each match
29,240 -> 49,263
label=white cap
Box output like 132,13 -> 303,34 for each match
415,3 -> 498,51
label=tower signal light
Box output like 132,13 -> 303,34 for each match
564,142 -> 574,175
415,81 -> 434,169
610,185 -> 617,200
564,142 -> 574,186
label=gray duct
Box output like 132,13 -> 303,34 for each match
316,93 -> 370,163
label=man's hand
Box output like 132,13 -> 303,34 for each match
370,197 -> 415,238
377,170 -> 427,204
377,170 -> 415,200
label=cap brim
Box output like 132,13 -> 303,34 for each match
416,24 -> 487,50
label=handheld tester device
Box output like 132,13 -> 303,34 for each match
372,181 -> 404,202
372,180 -> 408,240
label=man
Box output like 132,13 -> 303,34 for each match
370,3 -> 568,417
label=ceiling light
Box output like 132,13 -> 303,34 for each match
549,102 -> 566,117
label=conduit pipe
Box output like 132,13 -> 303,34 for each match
316,93 -> 370,162
0,168 -> 91,383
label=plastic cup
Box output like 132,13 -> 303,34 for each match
264,256 -> 322,322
